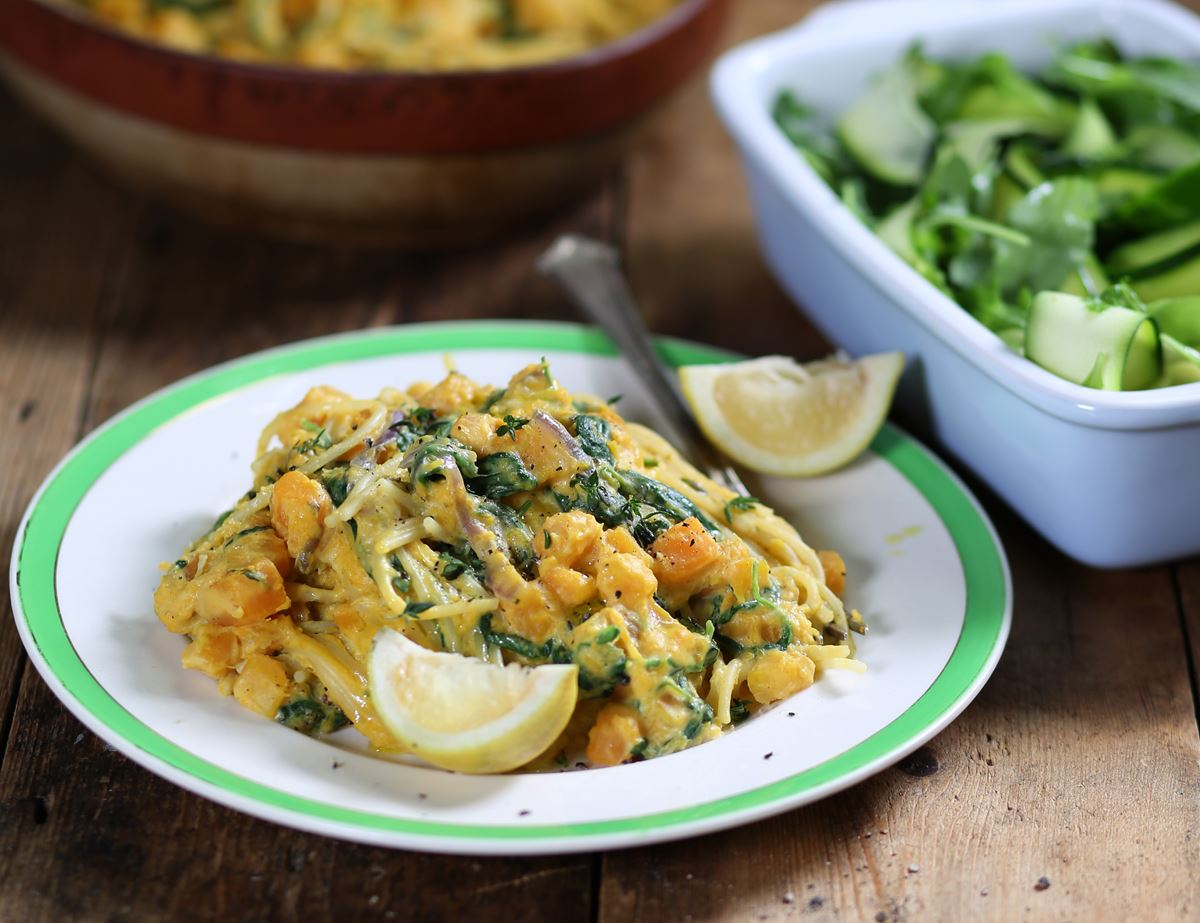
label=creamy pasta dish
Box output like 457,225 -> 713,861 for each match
155,362 -> 865,769
66,0 -> 680,70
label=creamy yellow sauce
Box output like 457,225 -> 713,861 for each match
155,362 -> 864,769
66,0 -> 680,70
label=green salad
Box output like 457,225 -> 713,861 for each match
774,39 -> 1200,391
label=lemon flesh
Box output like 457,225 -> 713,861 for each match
678,353 -> 904,477
368,629 -> 578,774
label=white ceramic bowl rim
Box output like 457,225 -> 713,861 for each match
711,0 -> 1200,432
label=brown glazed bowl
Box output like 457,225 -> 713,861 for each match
0,0 -> 729,245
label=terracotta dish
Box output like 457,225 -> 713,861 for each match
0,0 -> 729,245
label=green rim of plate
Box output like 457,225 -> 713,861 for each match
13,321 -> 1008,843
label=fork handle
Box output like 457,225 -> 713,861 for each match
537,235 -> 749,497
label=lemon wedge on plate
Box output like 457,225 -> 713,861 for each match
368,628 -> 578,774
678,353 -> 904,477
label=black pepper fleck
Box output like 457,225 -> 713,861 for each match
518,809 -> 531,817
787,712 -> 795,717
763,752 -> 773,760
1034,876 -> 1051,892
808,896 -> 824,910
18,400 -> 35,422
875,913 -> 887,922
331,761 -> 343,770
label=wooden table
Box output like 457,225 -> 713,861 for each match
2,2 -> 1198,920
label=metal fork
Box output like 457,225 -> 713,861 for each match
537,234 -> 751,498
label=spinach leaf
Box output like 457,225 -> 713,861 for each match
467,452 -> 537,499
558,463 -> 720,549
276,698 -> 349,735
657,672 -> 714,742
562,469 -> 629,529
432,543 -> 486,582
716,620 -> 794,657
408,438 -> 479,485
383,408 -> 455,451
573,634 -> 628,698
606,468 -> 720,535
319,466 -> 351,507
476,498 -> 537,576
478,614 -> 572,663
572,414 -> 615,464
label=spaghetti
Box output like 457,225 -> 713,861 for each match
64,0 -> 681,70
154,362 -> 865,768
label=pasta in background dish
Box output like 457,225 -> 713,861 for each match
65,0 -> 681,70
154,362 -> 865,769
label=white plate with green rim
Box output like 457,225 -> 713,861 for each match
10,320 -> 1010,855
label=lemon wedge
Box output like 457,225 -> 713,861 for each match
368,628 -> 578,774
678,353 -> 904,477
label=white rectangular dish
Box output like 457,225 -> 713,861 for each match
711,0 -> 1200,568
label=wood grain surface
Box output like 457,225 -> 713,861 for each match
2,2 -> 1198,921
